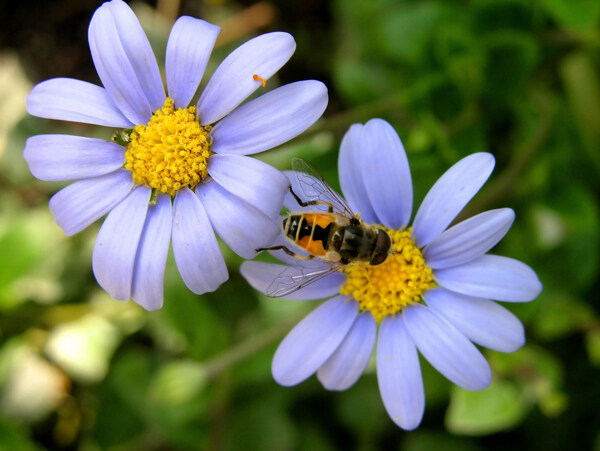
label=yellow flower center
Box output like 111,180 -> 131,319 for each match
340,228 -> 436,323
124,98 -> 212,196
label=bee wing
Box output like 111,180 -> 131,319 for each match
266,259 -> 343,298
291,158 -> 357,219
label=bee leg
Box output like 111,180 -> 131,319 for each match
255,244 -> 315,261
288,185 -> 334,213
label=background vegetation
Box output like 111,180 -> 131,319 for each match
0,0 -> 598,449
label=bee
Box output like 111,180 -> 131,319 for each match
255,158 -> 393,297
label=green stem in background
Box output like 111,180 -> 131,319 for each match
290,72 -> 447,142
461,89 -> 556,218
202,315 -> 302,379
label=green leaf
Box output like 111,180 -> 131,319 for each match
0,419 -> 39,451
333,59 -> 403,105
224,393 -> 294,451
94,350 -> 211,449
375,3 -> 444,64
585,329 -> 600,367
533,292 -> 595,340
550,185 -> 599,289
295,424 -> 337,451
148,359 -> 208,405
335,374 -> 388,439
433,23 -> 485,97
483,31 -> 538,100
541,0 -> 600,30
404,429 -> 480,451
445,379 -> 528,435
149,259 -> 229,360
0,208 -> 68,308
560,51 -> 600,141
488,346 -> 568,417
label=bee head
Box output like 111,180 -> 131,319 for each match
369,229 -> 392,266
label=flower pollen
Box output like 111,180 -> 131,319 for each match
340,228 -> 435,323
124,98 -> 212,196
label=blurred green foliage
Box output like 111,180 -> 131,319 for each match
0,0 -> 599,449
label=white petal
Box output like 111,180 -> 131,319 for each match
26,78 -> 132,127
131,194 -> 172,311
424,208 -> 515,269
171,188 -> 228,294
197,32 -> 296,124
360,119 -> 413,229
424,288 -> 525,353
434,254 -> 543,302
92,186 -> 151,301
49,170 -> 134,236
207,154 -> 288,218
377,315 -> 425,430
403,304 -> 492,391
272,296 -> 358,386
166,16 -> 220,109
197,181 -> 280,259
210,80 -> 328,155
318,312 -> 376,391
24,134 -> 125,181
240,261 -> 344,301
412,153 -> 495,248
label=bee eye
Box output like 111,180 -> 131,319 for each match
370,252 -> 387,266
370,229 -> 391,265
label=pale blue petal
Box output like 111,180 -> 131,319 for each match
49,170 -> 134,236
26,78 -> 132,127
92,186 -> 151,301
318,312 -> 376,391
412,153 -> 495,248
24,135 -> 125,181
435,254 -> 543,302
166,16 -> 220,109
424,288 -> 525,353
338,124 -> 378,223
207,154 -> 288,218
131,194 -> 172,311
89,3 -> 157,124
272,296 -> 358,386
424,208 -> 515,269
240,261 -> 345,301
172,188 -> 228,294
197,32 -> 296,125
210,81 -> 328,155
196,181 -> 280,259
360,119 -> 413,229
403,304 -> 492,391
377,315 -> 425,430
103,0 -> 165,110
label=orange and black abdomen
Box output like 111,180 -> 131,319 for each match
284,213 -> 334,256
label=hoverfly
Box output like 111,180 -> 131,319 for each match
255,158 -> 393,297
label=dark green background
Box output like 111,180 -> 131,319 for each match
0,0 -> 598,449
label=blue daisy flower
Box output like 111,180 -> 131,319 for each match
241,118 -> 542,430
23,0 -> 328,310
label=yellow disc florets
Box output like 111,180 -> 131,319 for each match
340,228 -> 436,323
124,98 -> 212,196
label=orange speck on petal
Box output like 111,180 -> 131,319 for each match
253,74 -> 266,87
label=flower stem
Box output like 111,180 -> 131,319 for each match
202,317 -> 300,378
